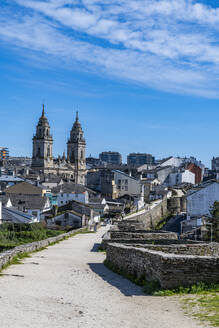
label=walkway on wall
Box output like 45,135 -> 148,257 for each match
123,199 -> 163,221
0,227 -> 204,328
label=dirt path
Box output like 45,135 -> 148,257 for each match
0,227 -> 207,328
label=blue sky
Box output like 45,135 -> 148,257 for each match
1,0 -> 219,167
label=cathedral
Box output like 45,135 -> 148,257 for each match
31,105 -> 86,185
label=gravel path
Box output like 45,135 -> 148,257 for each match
0,227 -> 207,328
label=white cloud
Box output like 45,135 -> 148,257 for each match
0,0 -> 219,97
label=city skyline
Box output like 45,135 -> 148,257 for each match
1,1 -> 219,166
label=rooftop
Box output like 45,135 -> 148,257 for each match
6,181 -> 44,195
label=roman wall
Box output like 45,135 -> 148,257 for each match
106,242 -> 219,289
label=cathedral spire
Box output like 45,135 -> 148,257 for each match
32,105 -> 53,171
67,110 -> 86,184
42,104 -> 45,117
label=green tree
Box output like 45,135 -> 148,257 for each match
210,201 -> 219,241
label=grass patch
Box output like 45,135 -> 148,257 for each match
182,293 -> 219,327
154,213 -> 172,230
79,229 -> 95,234
0,224 -> 95,253
98,245 -> 106,253
154,282 -> 219,296
0,223 -> 66,252
0,252 -> 31,274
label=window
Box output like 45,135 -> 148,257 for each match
32,211 -> 37,216
118,179 -> 121,184
125,180 -> 128,184
125,186 -> 128,191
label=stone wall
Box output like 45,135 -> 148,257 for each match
110,231 -> 178,240
167,196 -> 187,215
133,243 -> 219,256
101,229 -> 178,250
0,227 -> 84,271
117,220 -> 146,231
106,242 -> 219,289
122,197 -> 168,229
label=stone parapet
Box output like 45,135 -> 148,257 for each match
106,242 -> 219,289
110,230 -> 178,240
101,229 -> 179,250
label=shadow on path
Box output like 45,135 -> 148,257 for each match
90,243 -> 101,252
88,262 -> 145,297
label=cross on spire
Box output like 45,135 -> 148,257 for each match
42,104 -> 45,117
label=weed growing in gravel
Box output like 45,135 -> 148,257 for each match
182,293 -> 219,327
79,229 -> 95,234
154,282 -> 219,296
0,252 -> 31,274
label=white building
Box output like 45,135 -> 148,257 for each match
160,157 -> 184,168
187,181 -> 219,220
56,190 -> 89,207
168,170 -> 195,186
160,156 -> 204,175
51,182 -> 96,207
41,176 -> 64,189
113,170 -> 142,197
2,199 -> 38,223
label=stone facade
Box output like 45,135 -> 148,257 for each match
106,242 -> 219,289
67,112 -> 86,184
32,105 -> 54,170
31,107 -> 86,184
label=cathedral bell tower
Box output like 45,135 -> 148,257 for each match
32,105 -> 53,171
67,112 -> 86,184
